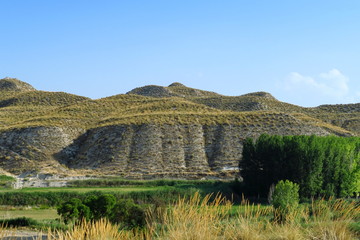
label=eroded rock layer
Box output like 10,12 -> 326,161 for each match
59,122 -> 330,178
0,78 -> 358,179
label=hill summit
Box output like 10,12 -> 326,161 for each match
0,77 -> 36,92
127,82 -> 220,98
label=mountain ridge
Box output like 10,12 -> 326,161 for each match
0,78 -> 359,179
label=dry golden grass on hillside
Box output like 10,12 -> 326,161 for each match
0,91 -> 312,130
0,79 -> 358,135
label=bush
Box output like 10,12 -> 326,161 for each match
57,198 -> 90,224
272,180 -> 299,223
0,217 -> 38,227
85,194 -> 116,220
0,187 -> 197,206
57,194 -> 146,229
109,199 -> 146,229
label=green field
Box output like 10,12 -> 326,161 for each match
0,209 -> 58,220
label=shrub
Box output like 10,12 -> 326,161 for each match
57,193 -> 145,229
0,217 -> 38,227
57,198 -> 90,224
84,194 -> 116,220
272,180 -> 300,223
109,199 -> 146,229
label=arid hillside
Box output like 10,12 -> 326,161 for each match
0,77 -> 358,179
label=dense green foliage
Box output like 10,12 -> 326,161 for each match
69,178 -> 225,187
0,217 -> 38,227
272,180 -> 300,223
109,199 -> 146,229
0,216 -> 68,231
84,194 -> 116,220
0,186 -> 200,206
0,191 -> 83,206
240,134 -> 360,198
57,198 -> 90,224
57,194 -> 146,229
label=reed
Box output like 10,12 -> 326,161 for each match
48,219 -> 123,240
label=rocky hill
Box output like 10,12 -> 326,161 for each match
0,78 -> 359,179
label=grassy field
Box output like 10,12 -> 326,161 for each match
0,209 -> 58,220
0,180 -> 358,239
1,193 -> 358,239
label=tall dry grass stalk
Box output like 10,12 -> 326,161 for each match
153,194 -> 359,240
0,224 -> 13,239
222,198 -> 271,240
151,192 -> 232,240
48,219 -> 123,240
48,218 -> 150,240
306,198 -> 360,240
224,198 -> 307,240
1,194 -> 357,240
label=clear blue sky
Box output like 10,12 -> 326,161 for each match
1,1 -> 360,107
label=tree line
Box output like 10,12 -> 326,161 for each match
240,134 -> 360,198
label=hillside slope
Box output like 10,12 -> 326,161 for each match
0,78 -> 357,178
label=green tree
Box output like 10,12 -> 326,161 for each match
271,180 -> 299,223
240,134 -> 360,198
84,194 -> 116,220
241,137 -> 263,195
109,199 -> 146,229
57,198 -> 90,224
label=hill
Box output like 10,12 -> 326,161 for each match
0,78 -> 358,179
0,77 -> 35,92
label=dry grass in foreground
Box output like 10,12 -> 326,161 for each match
1,193 -> 359,240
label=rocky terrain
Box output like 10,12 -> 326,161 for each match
0,77 -> 359,179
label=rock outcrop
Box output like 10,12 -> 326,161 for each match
61,120 -> 330,178
0,77 -> 36,92
0,127 -> 85,174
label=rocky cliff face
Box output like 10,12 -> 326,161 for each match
0,127 -> 85,174
0,123 -> 330,178
61,120 -> 330,178
0,79 -> 357,179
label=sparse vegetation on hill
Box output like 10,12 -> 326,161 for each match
0,78 -> 358,177
126,82 -> 220,98
0,91 -> 89,108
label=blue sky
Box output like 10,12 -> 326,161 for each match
1,1 -> 360,107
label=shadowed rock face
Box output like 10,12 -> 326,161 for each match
0,127 -> 85,175
0,120 -> 336,178
56,122 -> 329,178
